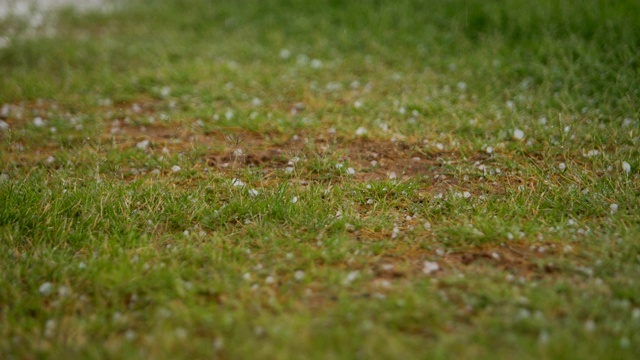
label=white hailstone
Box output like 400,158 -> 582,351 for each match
622,118 -> 633,127
513,128 -> 525,140
291,196 -> 298,204
1,104 -> 9,117
620,337 -> 630,349
33,117 -> 45,127
491,252 -> 500,260
391,227 -> 400,239
175,327 -> 187,339
388,172 -> 397,179
632,308 -> 640,319
506,100 -> 515,110
622,161 -> 631,173
183,230 -> 189,236
160,86 -> 171,97
285,166 -> 294,173
486,146 -> 493,154
231,178 -> 245,187
251,97 -> 262,106
559,163 -> 566,171
370,160 -> 378,167
538,117 -> 548,125
463,191 -> 471,198
124,329 -> 137,340
435,248 -> 444,256
213,338 -> 224,351
46,156 -> 55,164
411,157 -> 421,162
327,127 -> 336,134
136,140 -> 150,150
225,110 -> 234,120
265,276 -> 275,284
294,270 -> 305,281
279,49 -> 291,59
326,82 -> 342,91
424,222 -> 431,230
456,82 -> 467,91
131,103 -> 141,113
584,319 -> 596,332
57,286 -> 70,297
585,150 -> 600,157
354,100 -> 363,108
346,167 -> 356,175
366,199 -> 374,205
355,127 -> 367,136
0,120 -> 9,130
248,189 -> 259,197
44,319 -> 56,338
610,203 -> 618,214
342,271 -> 359,285
310,59 -> 323,69
171,165 -> 181,172
242,272 -> 251,281
195,119 -> 205,127
335,163 -> 344,169
39,282 -> 54,295
422,261 -> 440,275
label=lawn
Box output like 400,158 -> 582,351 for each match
1,0 -> 639,358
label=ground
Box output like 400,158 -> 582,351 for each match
1,0 -> 640,359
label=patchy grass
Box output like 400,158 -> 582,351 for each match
1,0 -> 640,358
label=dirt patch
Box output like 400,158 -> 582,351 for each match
369,241 -> 560,285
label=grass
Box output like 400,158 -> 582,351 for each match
1,0 -> 639,358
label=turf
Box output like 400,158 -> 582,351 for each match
1,0 -> 639,358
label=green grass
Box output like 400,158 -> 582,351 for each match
1,0 -> 640,358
